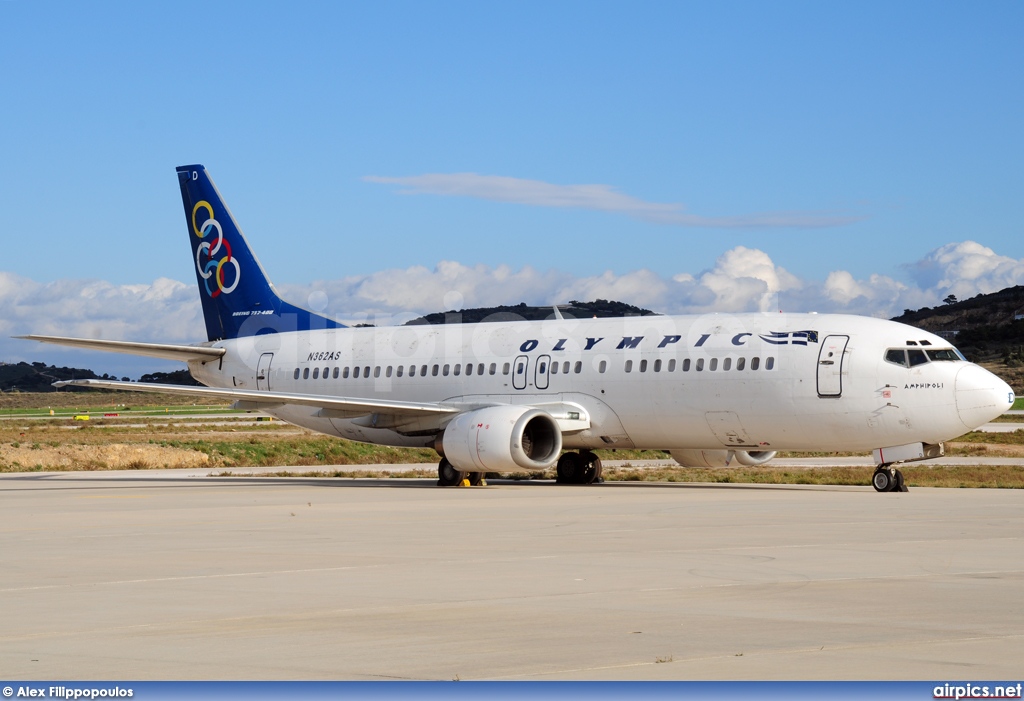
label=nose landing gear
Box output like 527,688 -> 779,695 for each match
872,465 -> 908,492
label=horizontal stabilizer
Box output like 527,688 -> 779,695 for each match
53,379 -> 459,418
17,335 -> 226,363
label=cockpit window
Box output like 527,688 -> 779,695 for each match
886,346 -> 965,367
885,349 -> 908,367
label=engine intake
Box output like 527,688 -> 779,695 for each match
442,406 -> 563,473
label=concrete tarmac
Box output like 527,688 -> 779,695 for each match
1,472 -> 1022,681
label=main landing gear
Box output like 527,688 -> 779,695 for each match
872,464 -> 908,492
555,451 -> 604,485
436,458 -> 485,487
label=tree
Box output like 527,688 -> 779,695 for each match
943,294 -> 958,306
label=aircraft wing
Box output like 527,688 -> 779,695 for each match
17,335 -> 225,363
53,379 -> 459,419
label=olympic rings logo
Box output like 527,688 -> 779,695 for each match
192,200 -> 240,297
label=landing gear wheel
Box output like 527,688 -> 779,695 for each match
872,466 -> 895,492
437,458 -> 466,487
467,472 -> 485,486
580,451 -> 603,484
556,452 -> 583,484
894,469 -> 908,492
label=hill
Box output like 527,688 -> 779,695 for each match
890,286 -> 1024,364
0,362 -> 105,393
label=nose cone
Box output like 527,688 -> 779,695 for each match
955,364 -> 1015,430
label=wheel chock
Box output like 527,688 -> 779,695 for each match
459,479 -> 471,487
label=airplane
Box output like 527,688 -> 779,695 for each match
20,165 -> 1016,492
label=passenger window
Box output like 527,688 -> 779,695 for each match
709,358 -> 717,371
751,357 -> 760,370
293,368 -> 300,380
723,358 -> 731,371
453,364 -> 460,376
408,365 -> 416,377
364,366 -> 370,377
432,365 -> 439,376
538,361 -> 547,373
654,359 -> 662,372
908,349 -> 928,367
303,368 -> 309,379
885,349 -> 908,367
478,363 -> 485,375
639,359 -> 647,372
682,358 -> 690,372
465,363 -> 473,376
668,359 -> 676,372
574,361 -> 582,373
343,367 -> 350,379
333,367 -> 339,379
516,362 -> 524,375
696,358 -> 704,371
736,357 -> 745,371
766,357 -> 775,370
323,366 -> 329,378
353,367 -> 360,378
502,363 -> 510,375
442,364 -> 450,376
599,360 -> 607,373
551,362 -> 558,375
386,366 -> 392,378
313,368 -> 320,379
625,360 -> 633,373
489,363 -> 497,375
396,366 -> 403,377
421,365 -> 428,377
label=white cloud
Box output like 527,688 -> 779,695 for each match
907,241 -> 1024,300
5,240 -> 1024,376
364,173 -> 858,229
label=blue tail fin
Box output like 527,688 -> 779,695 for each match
176,165 -> 345,341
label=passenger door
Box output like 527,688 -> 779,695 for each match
256,352 -> 274,390
816,335 -> 848,397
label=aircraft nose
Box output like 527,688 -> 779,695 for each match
955,364 -> 1015,430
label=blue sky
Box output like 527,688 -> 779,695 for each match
2,2 -> 1023,376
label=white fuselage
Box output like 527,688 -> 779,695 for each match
189,312 -> 1013,456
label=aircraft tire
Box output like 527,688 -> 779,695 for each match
581,452 -> 603,484
556,452 -> 583,484
872,467 -> 895,492
467,472 -> 485,486
437,458 -> 466,487
895,469 -> 908,492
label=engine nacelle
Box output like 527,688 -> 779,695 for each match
670,449 -> 777,468
442,406 -> 563,473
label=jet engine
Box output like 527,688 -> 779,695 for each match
670,449 -> 777,468
441,405 -> 563,473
